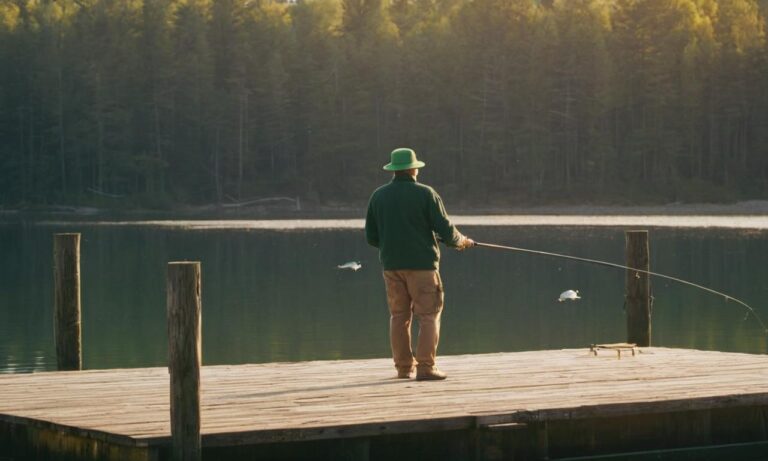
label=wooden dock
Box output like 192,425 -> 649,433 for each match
2,347 -> 768,460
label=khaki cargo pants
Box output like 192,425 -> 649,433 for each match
383,270 -> 444,373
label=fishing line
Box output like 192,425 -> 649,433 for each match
475,241 -> 768,334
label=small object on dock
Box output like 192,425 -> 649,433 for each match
558,289 -> 581,302
337,261 -> 362,271
590,342 -> 638,359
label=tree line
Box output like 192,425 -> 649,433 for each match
1,0 -> 767,209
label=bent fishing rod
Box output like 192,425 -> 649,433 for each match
473,241 -> 768,334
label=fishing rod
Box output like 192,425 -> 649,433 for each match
474,241 -> 768,334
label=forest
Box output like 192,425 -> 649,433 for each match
1,0 -> 767,209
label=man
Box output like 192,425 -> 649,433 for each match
365,147 -> 474,381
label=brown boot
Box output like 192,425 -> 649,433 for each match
416,368 -> 447,381
397,367 -> 415,379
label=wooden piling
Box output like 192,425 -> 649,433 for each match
167,262 -> 202,461
53,233 -> 82,371
625,230 -> 651,347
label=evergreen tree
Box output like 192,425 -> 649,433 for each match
0,0 -> 767,207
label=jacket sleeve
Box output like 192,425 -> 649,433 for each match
365,195 -> 379,248
428,190 -> 463,247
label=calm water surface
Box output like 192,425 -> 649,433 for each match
2,218 -> 767,373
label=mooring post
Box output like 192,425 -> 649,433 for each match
625,230 -> 651,347
167,262 -> 202,461
53,233 -> 82,371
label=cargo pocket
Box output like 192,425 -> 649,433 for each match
414,273 -> 444,315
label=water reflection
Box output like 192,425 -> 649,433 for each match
1,224 -> 766,373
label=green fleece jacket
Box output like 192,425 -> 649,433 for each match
365,175 -> 464,270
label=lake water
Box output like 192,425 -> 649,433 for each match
2,217 -> 767,373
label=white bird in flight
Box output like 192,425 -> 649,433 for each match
337,261 -> 362,271
558,290 -> 581,302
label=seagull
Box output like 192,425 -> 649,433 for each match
558,290 -> 581,302
337,261 -> 362,271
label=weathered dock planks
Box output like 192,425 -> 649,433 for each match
2,347 -> 768,460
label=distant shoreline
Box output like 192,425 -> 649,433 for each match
2,200 -> 768,221
458,200 -> 768,216
9,209 -> 768,231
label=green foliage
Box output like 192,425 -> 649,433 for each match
0,0 -> 767,208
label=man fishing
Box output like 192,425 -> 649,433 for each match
365,147 -> 474,381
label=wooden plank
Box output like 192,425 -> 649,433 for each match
1,348 -> 768,449
0,419 -> 160,461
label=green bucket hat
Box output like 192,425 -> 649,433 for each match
383,148 -> 426,171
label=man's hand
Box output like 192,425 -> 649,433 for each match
457,237 -> 475,251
